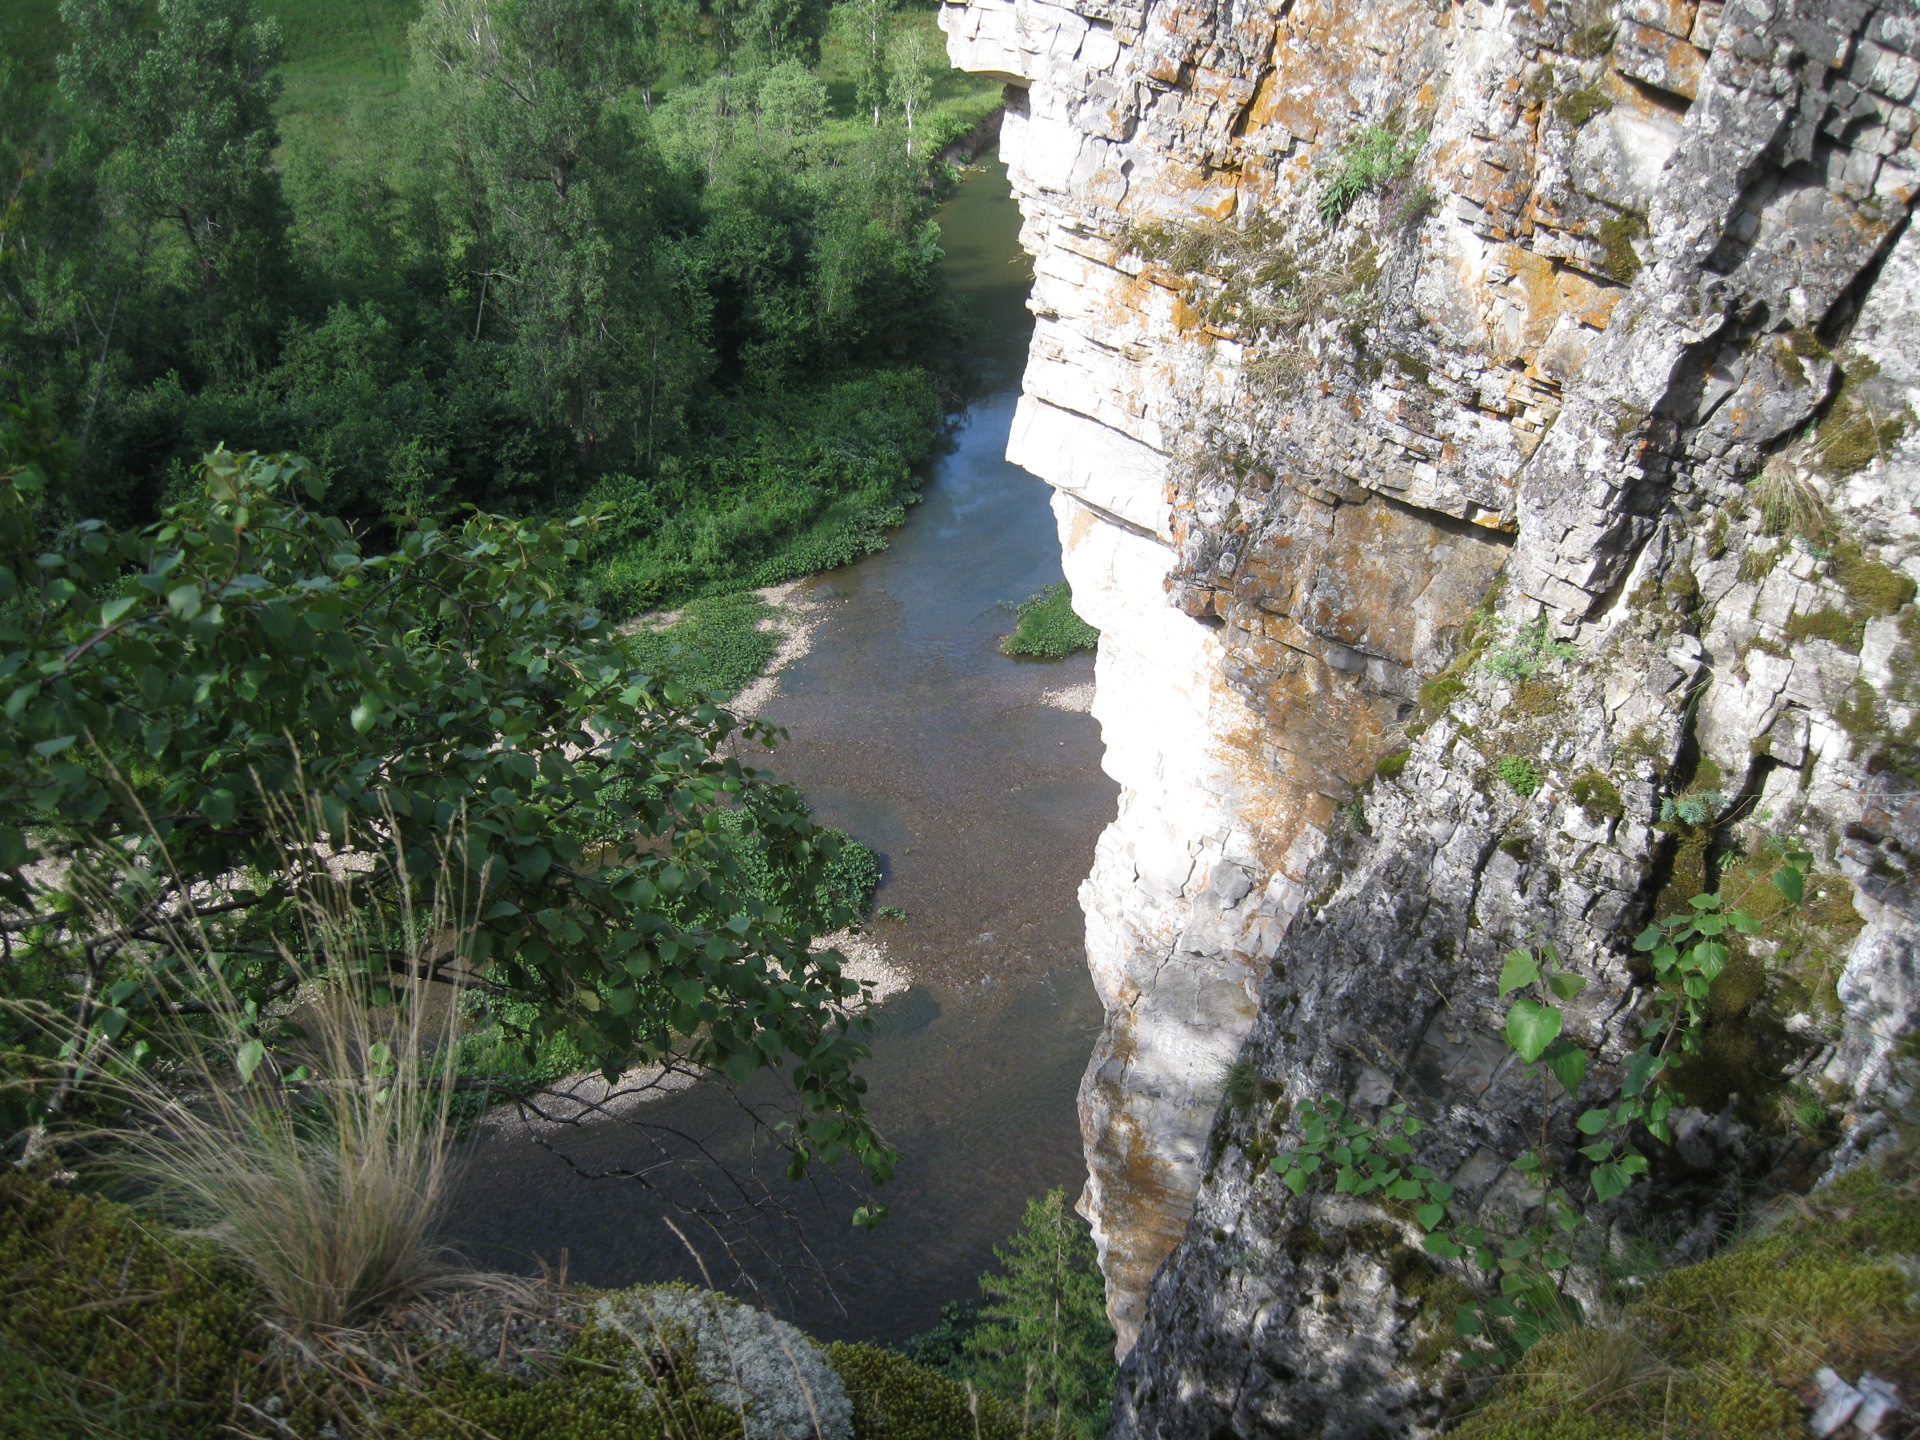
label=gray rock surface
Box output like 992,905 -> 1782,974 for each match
943,0 -> 1920,1432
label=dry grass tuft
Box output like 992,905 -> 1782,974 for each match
98,809 -> 478,1334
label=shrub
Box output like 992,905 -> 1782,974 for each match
1001,582 -> 1099,659
1484,615 -> 1577,681
1495,756 -> 1541,797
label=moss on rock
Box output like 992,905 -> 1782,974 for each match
828,1344 -> 1025,1440
0,1172 -> 259,1439
1450,1162 -> 1920,1440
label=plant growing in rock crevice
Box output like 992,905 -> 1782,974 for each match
1317,125 -> 1428,226
1273,852 -> 1810,1365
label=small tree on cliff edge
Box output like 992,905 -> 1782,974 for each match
963,1187 -> 1116,1440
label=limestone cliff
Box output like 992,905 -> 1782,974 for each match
944,0 -> 1920,1429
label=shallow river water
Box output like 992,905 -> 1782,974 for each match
450,156 -> 1119,1346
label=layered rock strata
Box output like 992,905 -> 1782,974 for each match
943,0 -> 1920,1429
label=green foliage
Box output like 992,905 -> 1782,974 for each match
959,1188 -> 1116,1440
1484,614 -> 1578,681
627,593 -> 783,697
1275,856 -> 1812,1367
1495,756 -> 1541,797
0,1172 -> 259,1439
1317,125 -> 1427,226
580,372 -> 942,618
831,1342 -> 1025,1440
1000,581 -> 1099,659
3,0 -> 960,596
0,451 -> 887,1181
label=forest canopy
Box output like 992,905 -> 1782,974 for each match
0,0 -> 993,615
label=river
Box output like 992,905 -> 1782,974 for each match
450,155 -> 1119,1347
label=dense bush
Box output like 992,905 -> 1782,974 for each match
1,0 -> 974,614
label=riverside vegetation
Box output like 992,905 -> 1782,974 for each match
0,1 -> 1138,1433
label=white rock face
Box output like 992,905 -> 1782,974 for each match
940,0 -> 1332,1350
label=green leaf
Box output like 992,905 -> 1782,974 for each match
1547,971 -> 1588,1001
1504,997 -> 1563,1062
1543,1040 -> 1587,1096
1590,1162 -> 1632,1202
1772,865 -> 1804,904
100,594 -> 138,626
1416,1202 -> 1446,1229
1632,925 -> 1663,952
350,697 -> 380,734
1498,948 -> 1539,995
166,583 -> 203,621
1575,1107 -> 1612,1135
0,824 -> 29,869
235,1039 -> 265,1085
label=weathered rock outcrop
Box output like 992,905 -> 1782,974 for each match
944,0 -> 1920,1430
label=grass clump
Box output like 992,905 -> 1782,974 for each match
1376,747 -> 1412,780
1318,125 -> 1428,226
1815,358 -> 1911,476
1222,1057 -> 1262,1114
1001,582 -> 1099,659
1750,455 -> 1829,541
1495,756 -> 1541,796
